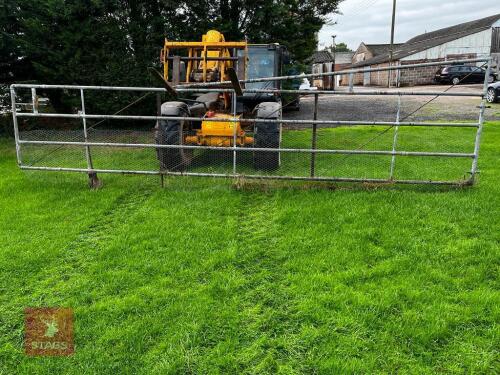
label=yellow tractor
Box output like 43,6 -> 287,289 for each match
154,30 -> 293,171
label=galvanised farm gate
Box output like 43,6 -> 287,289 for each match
10,58 -> 492,188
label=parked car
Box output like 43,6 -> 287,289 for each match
486,81 -> 500,103
434,65 -> 496,85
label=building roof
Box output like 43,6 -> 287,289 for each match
365,43 -> 403,57
351,13 -> 500,68
311,50 -> 334,64
311,50 -> 355,64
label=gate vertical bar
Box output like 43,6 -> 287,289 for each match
389,95 -> 401,179
349,73 -> 354,93
310,93 -> 319,177
80,89 -> 100,188
156,92 -> 164,187
232,90 -> 237,174
9,86 -> 22,166
470,57 -> 491,184
31,88 -> 38,114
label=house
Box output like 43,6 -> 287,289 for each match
334,52 -> 356,86
311,50 -> 335,89
345,13 -> 500,87
344,43 -> 403,85
311,50 -> 355,89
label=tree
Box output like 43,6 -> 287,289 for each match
0,0 -> 32,83
17,0 -> 165,112
4,0 -> 340,114
178,0 -> 340,62
332,42 -> 352,52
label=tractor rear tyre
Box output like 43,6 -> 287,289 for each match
155,101 -> 193,171
253,102 -> 281,171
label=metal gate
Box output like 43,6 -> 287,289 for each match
10,58 -> 491,187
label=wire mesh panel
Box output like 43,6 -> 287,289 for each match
10,57 -> 492,187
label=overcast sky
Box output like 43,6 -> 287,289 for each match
318,0 -> 500,51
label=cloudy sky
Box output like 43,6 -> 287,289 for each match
318,0 -> 500,51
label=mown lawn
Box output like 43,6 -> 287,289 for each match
0,122 -> 499,374
21,123 -> 478,182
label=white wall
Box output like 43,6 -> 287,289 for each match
401,29 -> 492,61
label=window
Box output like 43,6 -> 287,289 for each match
238,46 -> 277,89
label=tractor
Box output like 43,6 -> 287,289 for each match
154,30 -> 297,172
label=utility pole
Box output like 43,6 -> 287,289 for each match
388,0 -> 397,87
331,34 -> 336,90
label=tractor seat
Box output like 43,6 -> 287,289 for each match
190,92 -> 220,116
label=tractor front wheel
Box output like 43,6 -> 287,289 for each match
155,101 -> 193,171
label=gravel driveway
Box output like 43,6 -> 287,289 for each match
284,84 -> 500,125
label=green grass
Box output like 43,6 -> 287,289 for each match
21,124 -> 477,182
1,123 -> 499,374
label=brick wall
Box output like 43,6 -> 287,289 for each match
399,58 -> 445,86
353,72 -> 363,85
399,54 -> 476,86
340,63 -> 398,87
335,63 -> 352,86
368,63 -> 399,86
